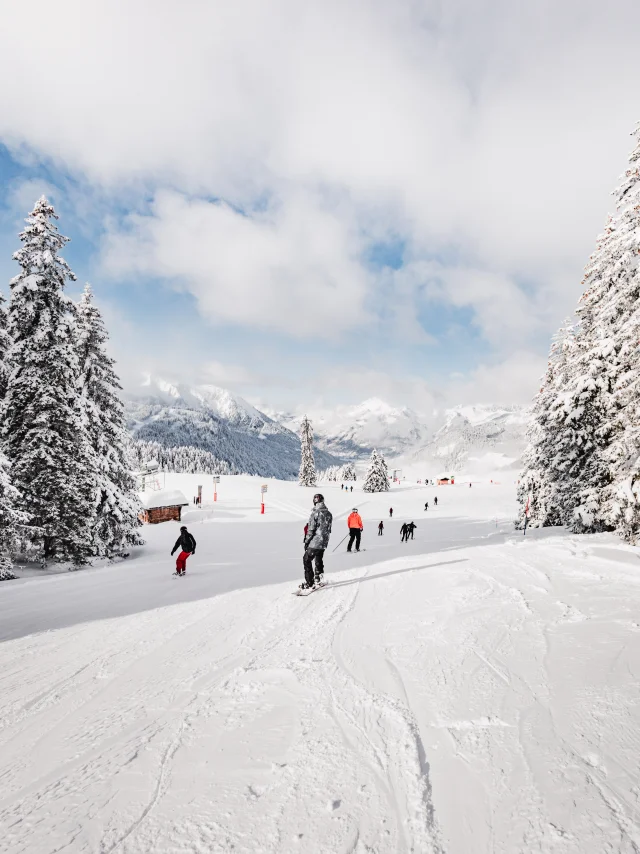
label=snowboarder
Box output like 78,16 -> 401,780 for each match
347,508 -> 364,552
389,507 -> 393,518
378,520 -> 384,536
434,496 -> 438,506
424,501 -> 429,511
407,522 -> 417,540
171,526 -> 196,576
301,493 -> 333,590
400,523 -> 409,542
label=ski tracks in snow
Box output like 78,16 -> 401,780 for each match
2,536 -> 640,852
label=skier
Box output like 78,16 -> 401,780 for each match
407,521 -> 417,540
347,507 -> 364,552
400,523 -> 409,542
301,493 -> 333,590
424,501 -> 429,511
350,485 -> 353,493
434,496 -> 438,507
341,483 -> 344,490
171,526 -> 196,576
378,520 -> 384,536
389,507 -> 394,518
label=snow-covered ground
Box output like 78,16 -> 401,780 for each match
1,475 -> 640,853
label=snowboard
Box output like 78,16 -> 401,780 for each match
293,581 -> 328,597
346,549 -> 367,553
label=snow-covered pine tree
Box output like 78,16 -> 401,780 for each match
298,415 -> 317,487
3,198 -> 95,566
589,128 -> 640,540
76,283 -> 142,557
0,288 -> 10,399
0,448 -> 29,580
362,449 -> 389,492
341,462 -> 357,481
518,124 -> 640,541
517,321 -> 576,529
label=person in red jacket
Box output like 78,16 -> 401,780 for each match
347,508 -> 363,552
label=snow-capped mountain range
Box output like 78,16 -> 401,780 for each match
408,405 -> 530,476
125,377 -> 529,479
125,377 -> 344,480
262,398 -> 428,460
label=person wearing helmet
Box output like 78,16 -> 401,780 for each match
171,525 -> 197,576
301,493 -> 333,589
346,508 -> 363,552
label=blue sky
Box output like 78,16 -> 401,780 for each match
1,0 -> 638,414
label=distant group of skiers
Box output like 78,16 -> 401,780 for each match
341,484 -> 354,492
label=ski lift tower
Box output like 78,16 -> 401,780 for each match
136,460 -> 164,492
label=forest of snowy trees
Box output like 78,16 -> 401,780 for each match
317,462 -> 357,483
0,198 -> 141,576
130,440 -> 238,475
519,125 -> 640,542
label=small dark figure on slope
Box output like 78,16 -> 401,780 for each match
171,526 -> 196,576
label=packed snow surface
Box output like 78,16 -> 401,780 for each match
1,474 -> 640,853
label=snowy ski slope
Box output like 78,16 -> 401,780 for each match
1,475 -> 639,853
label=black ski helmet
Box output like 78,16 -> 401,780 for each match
313,493 -> 324,504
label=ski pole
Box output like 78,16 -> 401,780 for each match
332,533 -> 349,553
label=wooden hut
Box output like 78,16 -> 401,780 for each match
437,475 -> 455,486
139,489 -> 189,524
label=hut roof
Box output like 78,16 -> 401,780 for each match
140,489 -> 189,510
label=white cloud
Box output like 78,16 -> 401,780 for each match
1,0 -> 639,398
102,190 -> 370,336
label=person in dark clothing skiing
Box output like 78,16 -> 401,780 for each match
350,485 -> 353,493
407,522 -> 417,540
434,496 -> 438,506
346,508 -> 364,552
400,523 -> 408,542
301,493 -> 333,590
424,502 -> 429,511
389,507 -> 393,518
378,520 -> 384,536
171,526 -> 196,576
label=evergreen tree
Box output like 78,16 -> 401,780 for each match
0,448 -> 30,579
3,197 -> 95,565
76,284 -> 142,556
341,462 -> 357,481
362,449 -> 389,492
0,288 -> 10,399
518,125 -> 640,541
298,415 -> 317,486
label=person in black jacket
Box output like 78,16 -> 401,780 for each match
171,526 -> 196,576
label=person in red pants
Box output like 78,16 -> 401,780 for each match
170,526 -> 196,576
